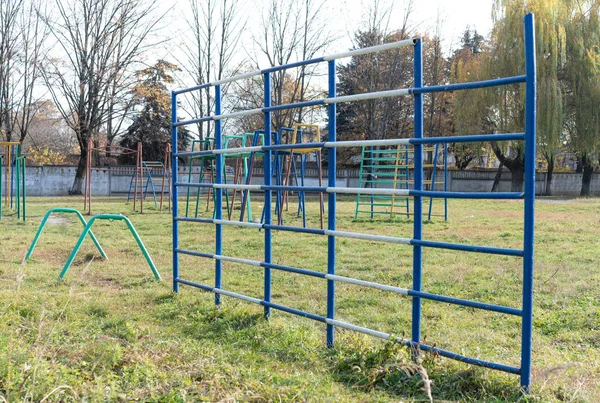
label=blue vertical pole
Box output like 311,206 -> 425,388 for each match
521,12 -> 536,393
215,85 -> 223,306
369,146 -> 374,219
264,73 -> 272,319
411,39 -> 424,352
444,143 -> 448,222
327,60 -> 337,347
171,92 -> 180,293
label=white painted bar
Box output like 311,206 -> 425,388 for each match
323,39 -> 416,61
212,145 -> 264,155
323,88 -> 410,104
325,138 -> 411,148
213,108 -> 263,120
213,219 -> 263,229
323,230 -> 411,244
214,254 -> 262,267
213,184 -> 262,191
216,288 -> 263,304
325,318 -> 404,342
325,274 -> 410,294
211,70 -> 262,86
326,187 -> 410,196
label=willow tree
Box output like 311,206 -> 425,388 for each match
484,0 -> 567,192
564,0 -> 600,196
450,28 -> 491,170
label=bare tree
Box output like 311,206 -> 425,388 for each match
249,0 -> 335,134
180,0 -> 246,140
41,0 -> 163,194
0,0 -> 48,144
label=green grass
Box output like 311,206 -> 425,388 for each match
0,195 -> 599,402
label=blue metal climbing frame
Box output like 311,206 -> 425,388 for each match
171,14 -> 537,392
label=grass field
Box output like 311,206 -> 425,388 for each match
0,195 -> 599,402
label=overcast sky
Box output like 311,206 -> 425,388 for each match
157,0 -> 495,75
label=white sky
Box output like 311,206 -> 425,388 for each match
157,0 -> 495,74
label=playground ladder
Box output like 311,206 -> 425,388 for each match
354,145 -> 410,219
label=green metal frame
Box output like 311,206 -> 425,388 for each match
355,145 -> 410,219
0,145 -> 26,221
25,208 -> 160,280
15,152 -> 26,221
25,208 -> 107,260
59,214 -> 161,280
0,155 -> 3,220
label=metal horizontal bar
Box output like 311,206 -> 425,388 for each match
416,343 -> 521,374
323,39 -> 416,61
176,218 -> 520,258
329,187 -> 409,196
326,319 -> 520,374
175,40 -> 416,95
324,230 -> 411,244
411,240 -> 524,257
265,99 -> 324,113
326,274 -> 409,294
411,190 -> 524,199
174,278 -> 327,322
261,56 -> 326,73
176,248 -> 520,315
325,139 -> 409,148
214,108 -> 263,121
176,183 -> 523,199
173,115 -> 213,128
174,133 -> 525,158
173,142 -> 327,158
264,224 -> 326,235
409,133 -> 525,145
410,75 -> 526,95
324,88 -> 410,104
173,82 -> 212,96
211,70 -> 262,86
407,290 -> 521,316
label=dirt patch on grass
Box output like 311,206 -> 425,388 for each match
47,215 -> 72,226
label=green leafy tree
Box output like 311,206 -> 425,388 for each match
473,0 -> 568,192
564,0 -> 600,196
120,60 -> 191,164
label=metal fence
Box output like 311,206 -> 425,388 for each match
171,13 -> 537,392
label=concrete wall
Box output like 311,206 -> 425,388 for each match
3,165 -> 600,197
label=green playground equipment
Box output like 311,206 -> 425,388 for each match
0,142 -> 26,221
25,208 -> 107,260
355,145 -> 410,219
185,133 -> 263,221
355,143 -> 448,221
185,138 -> 216,218
25,208 -> 161,280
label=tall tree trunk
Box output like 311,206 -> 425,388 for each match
580,154 -> 593,197
491,162 -> 504,192
511,167 -> 524,192
70,133 -> 88,195
70,153 -> 87,195
545,154 -> 554,196
491,142 -> 524,192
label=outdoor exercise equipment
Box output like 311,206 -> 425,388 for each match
171,13 -> 537,392
0,142 -> 26,221
355,143 -> 448,221
127,143 -> 172,212
84,140 -> 139,215
25,208 -> 161,280
184,135 -> 255,221
277,124 -> 324,228
25,207 -> 106,260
